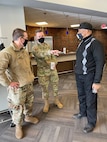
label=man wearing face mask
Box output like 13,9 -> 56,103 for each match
0,28 -> 39,139
73,22 -> 105,133
32,29 -> 63,113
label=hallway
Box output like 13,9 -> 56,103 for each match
0,68 -> 107,142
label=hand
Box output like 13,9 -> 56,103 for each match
9,82 -> 19,89
92,83 -> 101,92
50,50 -> 61,56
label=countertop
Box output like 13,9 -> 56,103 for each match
31,52 -> 76,65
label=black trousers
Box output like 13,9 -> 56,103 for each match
75,72 -> 97,127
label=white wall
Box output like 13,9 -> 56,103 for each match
39,0 -> 107,13
0,5 -> 25,47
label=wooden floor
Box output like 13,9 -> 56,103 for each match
0,67 -> 107,142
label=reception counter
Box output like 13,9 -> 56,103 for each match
57,52 -> 76,62
31,52 -> 76,77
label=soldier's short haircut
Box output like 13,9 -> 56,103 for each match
35,29 -> 43,34
12,28 -> 26,41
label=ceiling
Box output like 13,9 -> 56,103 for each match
0,0 -> 107,29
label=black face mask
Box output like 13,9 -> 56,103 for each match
76,33 -> 83,40
23,39 -> 28,47
38,38 -> 45,43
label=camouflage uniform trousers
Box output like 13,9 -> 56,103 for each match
38,70 -> 59,99
7,83 -> 34,125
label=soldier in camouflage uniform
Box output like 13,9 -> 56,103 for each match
32,29 -> 63,113
0,28 -> 39,139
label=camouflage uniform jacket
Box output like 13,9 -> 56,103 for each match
32,42 -> 57,77
0,42 -> 34,87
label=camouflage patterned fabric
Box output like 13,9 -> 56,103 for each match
32,42 -> 59,99
0,42 -> 35,125
7,83 -> 34,125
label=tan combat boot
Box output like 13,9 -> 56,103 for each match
25,116 -> 39,124
15,124 -> 23,139
43,99 -> 49,113
54,96 -> 63,109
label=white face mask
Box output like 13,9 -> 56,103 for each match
76,33 -> 83,40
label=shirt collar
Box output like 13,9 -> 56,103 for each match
10,42 -> 24,51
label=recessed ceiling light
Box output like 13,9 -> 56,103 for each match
70,24 -> 80,28
35,22 -> 48,26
